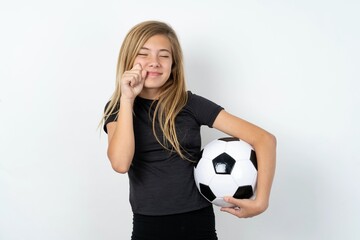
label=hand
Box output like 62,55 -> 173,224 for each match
120,63 -> 147,100
220,197 -> 268,218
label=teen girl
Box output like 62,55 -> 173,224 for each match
102,20 -> 276,240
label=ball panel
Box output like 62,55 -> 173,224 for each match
231,161 -> 258,187
224,140 -> 254,161
201,139 -> 227,160
250,150 -> 258,170
212,153 -> 236,174
218,137 -> 239,142
199,183 -> 216,202
233,185 -> 254,199
194,157 -> 216,188
209,175 -> 238,198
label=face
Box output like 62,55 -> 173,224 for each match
134,34 -> 173,99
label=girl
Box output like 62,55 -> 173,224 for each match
102,20 -> 276,240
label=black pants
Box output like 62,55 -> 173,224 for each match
131,205 -> 218,240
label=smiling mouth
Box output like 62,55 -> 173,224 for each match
147,72 -> 162,77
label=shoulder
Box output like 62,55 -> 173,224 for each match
103,100 -> 120,133
186,91 -> 211,105
186,91 -> 221,108
184,91 -> 224,126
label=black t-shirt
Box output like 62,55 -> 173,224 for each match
104,91 -> 223,215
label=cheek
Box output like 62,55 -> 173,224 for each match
164,61 -> 173,73
133,58 -> 146,67
165,66 -> 173,78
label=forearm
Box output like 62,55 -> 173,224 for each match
107,99 -> 135,173
253,133 -> 277,209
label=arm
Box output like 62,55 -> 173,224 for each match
106,99 -> 136,173
212,110 -> 277,218
106,64 -> 146,173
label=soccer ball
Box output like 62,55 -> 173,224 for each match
194,137 -> 258,207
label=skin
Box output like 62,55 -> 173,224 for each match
213,112 -> 276,218
121,34 -> 173,100
106,34 -> 276,218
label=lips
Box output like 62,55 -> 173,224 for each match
147,71 -> 162,77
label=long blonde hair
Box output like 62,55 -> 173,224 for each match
102,20 -> 189,159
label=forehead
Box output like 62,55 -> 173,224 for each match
142,34 -> 172,51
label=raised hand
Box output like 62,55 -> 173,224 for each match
120,63 -> 147,100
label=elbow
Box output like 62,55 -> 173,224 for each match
267,132 -> 277,148
107,151 -> 131,174
257,131 -> 277,150
266,133 -> 277,154
111,163 -> 130,174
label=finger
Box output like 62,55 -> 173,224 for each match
129,75 -> 141,87
223,196 -> 246,208
220,206 -> 244,218
131,64 -> 146,81
141,69 -> 147,80
122,74 -> 136,87
132,63 -> 142,70
129,78 -> 136,87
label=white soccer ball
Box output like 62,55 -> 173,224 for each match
194,137 -> 258,207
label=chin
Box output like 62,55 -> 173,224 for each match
144,80 -> 167,89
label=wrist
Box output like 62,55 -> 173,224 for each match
120,96 -> 135,105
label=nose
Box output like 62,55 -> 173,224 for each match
148,56 -> 160,68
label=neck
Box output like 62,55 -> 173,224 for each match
139,89 -> 161,100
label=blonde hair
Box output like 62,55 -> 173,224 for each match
101,20 -> 189,159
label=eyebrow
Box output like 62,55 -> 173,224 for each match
140,47 -> 171,53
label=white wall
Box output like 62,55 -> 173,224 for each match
1,0 -> 359,239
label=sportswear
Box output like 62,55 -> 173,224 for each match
104,91 -> 223,215
131,205 -> 218,240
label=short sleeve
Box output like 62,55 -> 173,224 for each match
103,101 -> 119,134
187,92 -> 224,127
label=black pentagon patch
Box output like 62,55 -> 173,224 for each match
212,153 -> 236,174
199,183 -> 216,202
218,137 -> 239,142
233,185 -> 254,199
250,150 -> 258,170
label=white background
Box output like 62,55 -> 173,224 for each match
1,0 -> 359,239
